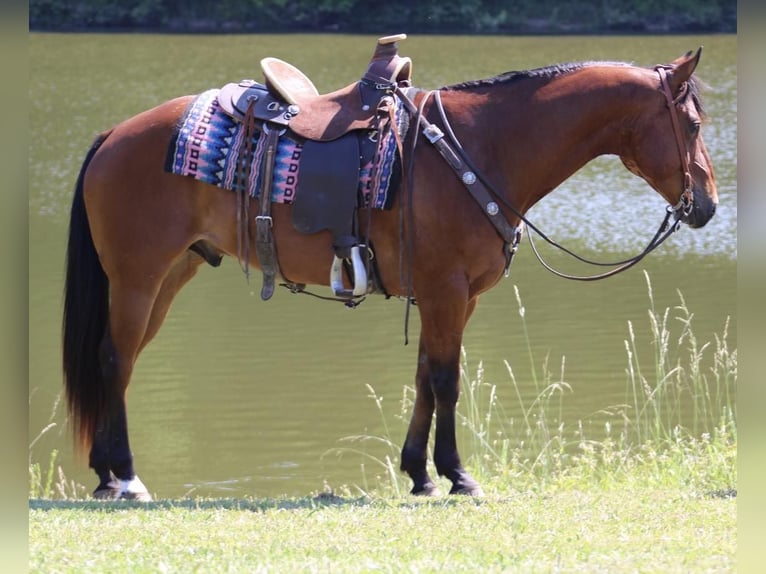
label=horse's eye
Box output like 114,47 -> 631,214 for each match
689,121 -> 701,136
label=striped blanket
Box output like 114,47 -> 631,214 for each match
165,89 -> 402,209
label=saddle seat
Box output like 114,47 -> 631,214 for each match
258,58 -> 319,105
260,33 -> 412,141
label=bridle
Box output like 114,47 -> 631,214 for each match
656,64 -> 695,217
395,65 -> 697,282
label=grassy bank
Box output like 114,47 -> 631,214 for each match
29,275 -> 736,572
30,489 -> 734,573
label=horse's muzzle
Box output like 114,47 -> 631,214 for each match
683,191 -> 717,228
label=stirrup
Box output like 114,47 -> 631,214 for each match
330,245 -> 367,298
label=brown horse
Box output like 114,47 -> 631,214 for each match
63,46 -> 717,500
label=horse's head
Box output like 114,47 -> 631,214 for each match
622,48 -> 718,228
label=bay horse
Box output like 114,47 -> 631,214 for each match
62,43 -> 717,500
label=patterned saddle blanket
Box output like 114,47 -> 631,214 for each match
165,89 -> 404,210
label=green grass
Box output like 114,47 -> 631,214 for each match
28,392 -> 87,501
29,274 -> 736,572
30,490 -> 734,573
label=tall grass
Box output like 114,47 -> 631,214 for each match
28,392 -> 86,500
334,272 -> 737,497
624,272 -> 736,443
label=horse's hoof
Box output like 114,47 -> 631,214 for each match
93,476 -> 152,502
93,486 -> 121,500
122,490 -> 153,502
449,482 -> 484,496
411,482 -> 442,497
450,486 -> 484,496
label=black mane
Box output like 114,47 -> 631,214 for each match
441,61 -> 630,91
441,60 -> 705,118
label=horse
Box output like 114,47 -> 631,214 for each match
62,41 -> 717,501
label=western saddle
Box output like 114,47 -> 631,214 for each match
217,34 -> 412,303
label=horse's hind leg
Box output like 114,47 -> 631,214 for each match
90,252 -> 206,500
89,380 -> 146,500
89,279 -> 161,500
140,251 -> 206,353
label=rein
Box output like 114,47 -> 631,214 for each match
396,66 -> 695,282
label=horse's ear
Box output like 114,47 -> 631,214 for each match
668,47 -> 702,91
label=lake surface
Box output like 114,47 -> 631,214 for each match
29,33 -> 736,498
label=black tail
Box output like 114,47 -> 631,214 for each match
62,131 -> 112,453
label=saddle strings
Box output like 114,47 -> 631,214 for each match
235,99 -> 258,280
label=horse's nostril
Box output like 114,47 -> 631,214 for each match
687,199 -> 717,228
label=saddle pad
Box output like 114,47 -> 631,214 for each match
165,89 -> 402,209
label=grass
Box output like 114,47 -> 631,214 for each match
29,274 -> 737,572
332,272 -> 736,499
28,392 -> 87,501
30,491 -> 734,573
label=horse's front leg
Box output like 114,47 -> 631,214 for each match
408,288 -> 483,496
431,357 -> 483,496
400,336 -> 439,496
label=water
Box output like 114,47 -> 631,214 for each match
29,33 -> 736,498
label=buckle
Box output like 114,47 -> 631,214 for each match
423,124 -> 444,144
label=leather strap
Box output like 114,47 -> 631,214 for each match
656,66 -> 693,205
396,87 -> 519,265
254,125 -> 282,300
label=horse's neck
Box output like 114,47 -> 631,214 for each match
458,72 -> 636,212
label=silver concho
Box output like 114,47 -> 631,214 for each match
462,171 -> 477,185
486,202 -> 499,215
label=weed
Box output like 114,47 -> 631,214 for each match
336,274 -> 737,496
